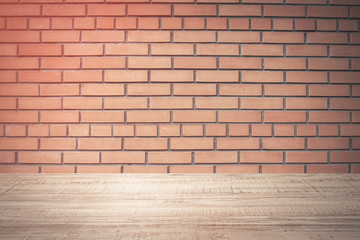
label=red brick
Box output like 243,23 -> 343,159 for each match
63,152 -> 99,164
113,125 -> 135,136
151,70 -> 193,82
228,19 -> 250,30
40,84 -> 79,96
287,72 -> 328,84
98,17 -> 115,29
0,4 -> 40,16
40,138 -> 75,150
171,166 -> 213,173
217,165 -> 259,174
0,57 -> 39,70
286,152 -> 327,163
91,125 -> 111,136
251,19 -> 271,30
220,58 -> 261,70
196,97 -> 238,109
217,138 -> 259,150
297,125 -> 317,137
317,19 -> 337,31
174,31 -> 216,42
5,125 -> 26,137
242,71 -> 283,83
352,165 -> 360,173
0,31 -> 40,43
352,59 -> 360,70
175,4 -> 216,16
197,44 -> 238,56
127,110 -> 170,123
286,98 -> 328,110
0,166 -> 39,173
106,44 -> 148,56
173,110 -> 216,122
309,85 -> 350,96
42,31 -> 80,42
273,19 -> 293,31
136,124 -> 157,137
63,97 -> 102,110
264,111 -> 306,123
82,31 -> 124,42
206,18 -> 227,30
150,97 -> 193,109
0,138 -> 37,150
128,57 -> 171,69
220,84 -> 262,96
319,125 -> 338,137
295,19 -> 315,31
195,152 -> 237,164
29,18 -> 49,30
124,138 -> 167,150
81,84 -> 124,96
265,84 -> 306,96
252,124 -> 272,137
0,111 -> 38,123
339,20 -> 359,31
64,70 -> 102,82
127,84 -> 170,95
307,165 -> 348,174
64,44 -> 103,56
184,18 -> 204,30
0,98 -> 16,110
81,111 -> 124,123
308,138 -> 349,150
218,111 -> 261,123
241,151 -> 283,164
182,124 -> 203,136
241,97 -> 283,110
263,32 -> 304,43
159,124 -> 180,137
105,70 -> 148,83
228,124 -> 249,136
330,46 -> 360,57
274,124 -> 294,136
264,5 -> 305,17
0,44 -> 16,56
174,83 -> 216,96
74,17 -> 95,29
287,0 -> 326,3
219,5 -> 261,16
242,44 -> 283,57
139,17 -> 160,30
310,111 -> 350,123
88,4 -> 125,16
331,98 -> 360,110
43,5 -> 85,16
286,45 -> 327,57
331,151 -> 360,163
19,71 -> 61,83
19,97 -> 61,110
77,166 -> 121,173
341,125 -> 360,136
265,58 -> 306,70
42,57 -> 80,70
83,57 -> 125,69
0,84 -> 38,96
171,138 -> 214,150
218,32 -> 260,43
41,111 -> 79,123
0,71 -> 16,83
18,152 -> 61,164
308,6 -> 348,18
161,17 -> 182,30
51,17 -> 72,29
104,97 -> 147,110
115,17 -> 137,29
309,59 -> 349,70
0,152 -> 16,164
175,57 -> 216,69
124,166 -> 167,173
79,138 -> 122,150
263,138 -> 305,150
102,152 -> 145,164
262,165 -> 304,174
50,125 -> 67,137
128,31 -> 170,42
128,4 -> 171,16
307,32 -> 347,44
196,70 -> 238,83
148,152 -> 191,164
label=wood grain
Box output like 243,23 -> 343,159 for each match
0,174 -> 359,240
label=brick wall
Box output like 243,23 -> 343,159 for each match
0,0 -> 359,174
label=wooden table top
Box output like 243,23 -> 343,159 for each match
0,174 -> 359,240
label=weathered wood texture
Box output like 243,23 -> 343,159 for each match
0,174 -> 359,240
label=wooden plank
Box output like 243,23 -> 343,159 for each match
0,174 -> 359,240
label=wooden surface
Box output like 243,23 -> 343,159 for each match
0,174 -> 359,240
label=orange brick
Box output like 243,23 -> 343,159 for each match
42,57 -> 80,70
195,151 -> 237,164
152,44 -> 194,55
127,84 -> 170,95
262,165 -> 304,174
0,31 -> 40,43
241,151 -> 283,163
170,166 -> 213,173
83,57 -> 125,69
242,44 -> 283,57
151,70 -> 193,82
217,165 -> 259,174
124,138 -> 168,150
263,32 -> 304,43
28,124 -> 49,137
127,110 -> 170,123
197,44 -> 238,56
309,59 -> 349,70
309,85 -> 350,96
135,124 -> 157,137
286,152 -> 327,163
241,97 -> 283,110
79,138 -> 122,150
105,70 -> 148,82
307,165 -> 348,174
81,84 -> 124,96
0,111 -> 38,123
148,152 -> 191,164
0,4 -> 40,16
308,6 -> 348,18
228,124 -> 249,136
0,166 -> 39,173
219,5 -> 261,16
286,45 -> 327,57
173,83 -> 216,95
124,166 -> 167,173
196,97 -> 238,109
196,70 -> 238,83
174,57 -> 216,69
273,19 -> 293,31
217,138 -> 259,150
228,19 -> 250,30
307,32 -> 347,44
43,4 -> 85,16
102,152 -> 145,164
161,17 -> 182,29
206,18 -> 227,30
51,17 -> 72,29
297,125 -> 316,137
265,5 -> 305,16
104,97 -> 147,110
182,124 -> 203,136
68,124 -> 89,137
50,125 -> 67,137
287,72 -> 327,83
106,44 -> 148,56
174,31 -> 216,42
171,138 -> 213,150
330,72 -> 360,84
29,18 -> 50,29
286,98 -> 328,110
19,71 -> 61,83
90,125 -> 111,136
184,18 -> 204,29
113,125 -> 135,136
173,110 -> 216,122
74,17 -> 95,29
42,166 -> 74,173
19,44 -> 61,56
331,98 -> 360,110
41,138 -> 76,150
0,57 -> 39,70
115,17 -> 136,29
0,138 -> 38,150
242,71 -> 283,83
159,124 -> 180,137
0,97 -> 16,110
219,111 -> 261,123
175,4 -> 216,16
264,111 -> 306,123
42,111 -> 79,123
64,44 -> 103,56
82,31 -> 124,42
265,58 -> 306,70
128,4 -> 171,16
128,57 -> 171,69
331,151 -> 360,163
220,58 -> 262,69
319,125 -> 339,136
150,97 -> 193,109
263,138 -> 305,150
218,32 -> 260,43
308,138 -> 349,150
252,124 -> 272,137
19,97 -> 61,110
128,31 -> 170,42
18,152 -> 61,164
40,84 -> 80,96
63,152 -> 100,164
5,125 -> 26,137
88,4 -> 125,16
98,17 -> 115,29
0,71 -> 16,83
0,84 -> 39,96
77,166 -> 121,173
309,111 -> 350,123
64,70 -> 103,83
274,124 -> 295,136
265,84 -> 306,96
42,31 -> 80,42
81,111 -> 124,123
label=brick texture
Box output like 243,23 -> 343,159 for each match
0,0 -> 359,174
